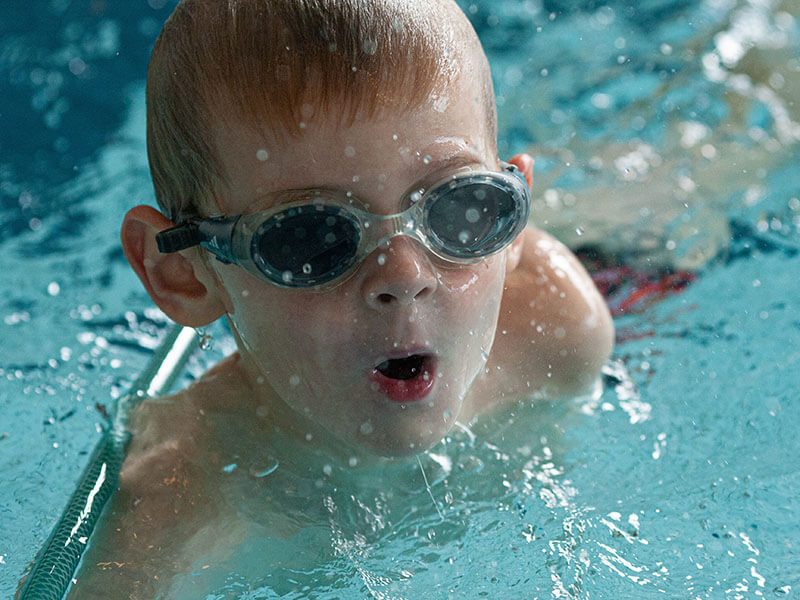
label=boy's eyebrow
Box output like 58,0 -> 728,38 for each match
417,137 -> 487,168
420,149 -> 486,172
244,149 -> 487,212
404,151 -> 487,190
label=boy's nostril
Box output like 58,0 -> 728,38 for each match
375,287 -> 431,305
414,287 -> 431,300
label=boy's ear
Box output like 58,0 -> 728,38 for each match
120,205 -> 228,327
508,153 -> 533,188
504,153 -> 534,272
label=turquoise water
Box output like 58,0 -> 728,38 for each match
1,0 -> 799,598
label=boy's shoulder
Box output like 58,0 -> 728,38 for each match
117,391 -> 215,539
67,360 -> 260,598
466,226 -> 613,414
122,353 -> 249,489
113,357 -> 246,526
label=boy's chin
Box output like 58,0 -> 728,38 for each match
355,423 -> 454,459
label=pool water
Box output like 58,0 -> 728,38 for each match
1,0 -> 799,598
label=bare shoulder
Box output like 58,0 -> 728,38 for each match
469,227 -> 614,409
110,354 -> 251,531
66,358 -> 244,598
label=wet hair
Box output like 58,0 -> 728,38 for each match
146,0 -> 497,221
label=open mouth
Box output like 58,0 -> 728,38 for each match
375,355 -> 428,380
370,354 -> 436,402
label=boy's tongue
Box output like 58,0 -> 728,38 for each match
370,354 -> 435,403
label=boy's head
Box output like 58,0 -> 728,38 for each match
146,0 -> 498,222
126,0 -> 531,459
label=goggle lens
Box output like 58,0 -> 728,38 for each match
426,180 -> 519,259
252,205 -> 360,287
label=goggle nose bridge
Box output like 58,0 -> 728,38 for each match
360,202 -> 428,253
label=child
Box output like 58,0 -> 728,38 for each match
69,0 -> 613,596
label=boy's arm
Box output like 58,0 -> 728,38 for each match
475,226 -> 614,404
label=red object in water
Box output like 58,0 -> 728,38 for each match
590,266 -> 696,316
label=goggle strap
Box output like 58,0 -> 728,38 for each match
500,161 -> 526,186
156,223 -> 200,254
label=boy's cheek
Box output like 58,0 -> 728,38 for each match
434,255 -> 506,294
229,290 -> 372,368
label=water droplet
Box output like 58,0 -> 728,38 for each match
774,585 -> 792,595
289,374 -> 301,386
422,154 -> 432,165
348,456 -> 359,467
359,421 -> 374,435
252,458 -> 279,478
197,329 -> 213,351
377,253 -> 386,266
362,38 -> 378,55
323,464 -> 333,476
465,208 -> 480,223
575,226 -> 584,236
458,230 -> 471,244
282,271 -> 293,284
256,149 -> 269,161
344,145 -> 356,157
302,263 -> 312,274
223,463 -> 237,474
410,190 -> 422,203
432,95 -> 449,113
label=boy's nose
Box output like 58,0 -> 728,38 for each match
361,237 -> 438,309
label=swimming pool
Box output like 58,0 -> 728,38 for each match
2,0 -> 799,597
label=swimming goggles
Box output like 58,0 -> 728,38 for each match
156,162 -> 531,289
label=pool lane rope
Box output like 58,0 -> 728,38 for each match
18,325 -> 198,600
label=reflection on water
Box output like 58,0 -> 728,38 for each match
477,0 -> 800,271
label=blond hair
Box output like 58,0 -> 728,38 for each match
146,0 -> 496,221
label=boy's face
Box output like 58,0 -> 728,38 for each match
205,72 -> 510,458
